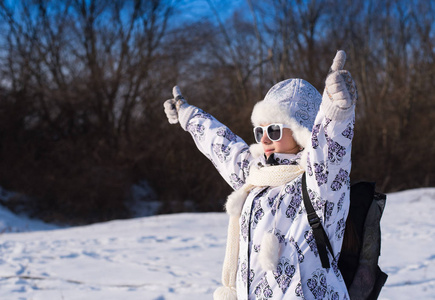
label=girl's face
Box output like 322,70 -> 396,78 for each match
259,123 -> 301,158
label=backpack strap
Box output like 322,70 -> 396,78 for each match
302,173 -> 334,269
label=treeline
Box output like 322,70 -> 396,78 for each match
0,0 -> 433,224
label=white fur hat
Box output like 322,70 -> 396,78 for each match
251,79 -> 321,149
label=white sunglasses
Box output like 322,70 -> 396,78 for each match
253,124 -> 291,143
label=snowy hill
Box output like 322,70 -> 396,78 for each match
0,188 -> 434,299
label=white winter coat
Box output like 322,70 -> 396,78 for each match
180,100 -> 354,299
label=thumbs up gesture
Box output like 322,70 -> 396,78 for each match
324,50 -> 357,109
163,86 -> 188,124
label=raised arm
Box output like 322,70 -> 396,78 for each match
305,51 -> 357,247
163,86 -> 252,190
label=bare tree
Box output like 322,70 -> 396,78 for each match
0,0 -> 433,223
0,0 -> 178,223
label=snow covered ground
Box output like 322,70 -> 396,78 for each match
0,188 -> 434,299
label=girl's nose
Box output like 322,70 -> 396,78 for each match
261,131 -> 271,144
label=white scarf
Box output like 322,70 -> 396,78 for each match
213,162 -> 304,300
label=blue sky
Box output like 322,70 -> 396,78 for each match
174,0 -> 246,23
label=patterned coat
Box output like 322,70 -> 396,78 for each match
182,102 -> 354,299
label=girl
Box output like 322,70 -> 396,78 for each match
163,51 -> 357,300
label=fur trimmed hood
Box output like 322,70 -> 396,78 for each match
251,79 -> 321,149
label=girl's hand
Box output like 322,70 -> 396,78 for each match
163,86 -> 188,124
324,50 -> 358,109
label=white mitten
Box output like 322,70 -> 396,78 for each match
163,86 -> 188,125
163,86 -> 196,130
163,98 -> 180,124
323,50 -> 358,113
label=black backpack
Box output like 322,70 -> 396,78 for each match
302,173 -> 388,300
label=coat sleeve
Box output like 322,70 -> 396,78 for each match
178,105 -> 253,190
305,96 -> 355,257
